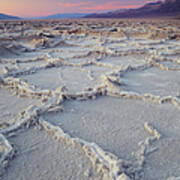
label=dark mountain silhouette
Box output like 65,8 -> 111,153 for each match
85,0 -> 180,18
0,13 -> 20,20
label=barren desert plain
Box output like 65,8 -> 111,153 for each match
0,18 -> 180,180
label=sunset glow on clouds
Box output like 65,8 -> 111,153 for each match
57,1 -> 140,11
0,0 -> 155,17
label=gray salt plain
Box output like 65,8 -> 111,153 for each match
0,19 -> 180,180
0,88 -> 39,127
121,67 -> 180,97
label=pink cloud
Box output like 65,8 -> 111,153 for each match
84,2 -> 135,11
57,1 -> 141,12
58,2 -> 91,8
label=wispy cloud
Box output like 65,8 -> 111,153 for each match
58,2 -> 91,8
57,1 -> 142,12
83,2 -> 139,11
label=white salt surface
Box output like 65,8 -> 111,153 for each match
42,97 -> 180,179
20,65 -> 111,93
0,19 -> 180,180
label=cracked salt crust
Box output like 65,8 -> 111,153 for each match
0,19 -> 180,180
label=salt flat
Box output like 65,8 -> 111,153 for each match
0,19 -> 180,180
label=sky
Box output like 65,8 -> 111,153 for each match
0,0 -> 156,17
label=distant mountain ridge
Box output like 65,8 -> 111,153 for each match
34,13 -> 90,19
0,13 -> 20,20
85,0 -> 180,18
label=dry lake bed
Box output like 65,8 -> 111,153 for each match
0,19 -> 180,180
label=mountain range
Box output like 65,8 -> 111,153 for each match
37,13 -> 90,19
85,0 -> 180,18
0,13 -> 20,20
0,13 -> 89,20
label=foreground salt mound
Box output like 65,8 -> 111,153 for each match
2,128 -> 103,180
42,96 -> 180,179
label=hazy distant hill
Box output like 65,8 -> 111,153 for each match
0,13 -> 20,20
85,0 -> 180,18
37,13 -> 90,19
